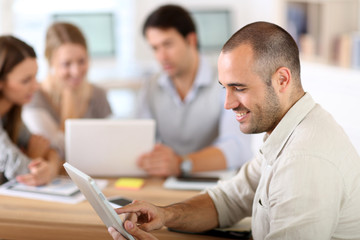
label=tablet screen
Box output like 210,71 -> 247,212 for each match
63,163 -> 134,240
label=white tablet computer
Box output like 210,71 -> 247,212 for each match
63,162 -> 134,240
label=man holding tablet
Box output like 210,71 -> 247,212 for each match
109,22 -> 360,240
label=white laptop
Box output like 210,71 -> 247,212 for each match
65,119 -> 155,177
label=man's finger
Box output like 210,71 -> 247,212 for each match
108,227 -> 126,240
123,220 -> 158,240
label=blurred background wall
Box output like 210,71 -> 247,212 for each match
0,0 -> 359,153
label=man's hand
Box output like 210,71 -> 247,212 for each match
108,200 -> 165,240
108,221 -> 158,240
26,135 -> 50,158
116,200 -> 166,232
137,144 -> 182,177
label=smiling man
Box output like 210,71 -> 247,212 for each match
135,4 -> 252,177
109,22 -> 360,240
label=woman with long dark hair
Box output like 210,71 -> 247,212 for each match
0,35 -> 61,186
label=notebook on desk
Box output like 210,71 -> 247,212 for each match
65,119 -> 155,177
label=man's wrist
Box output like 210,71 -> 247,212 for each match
180,155 -> 193,176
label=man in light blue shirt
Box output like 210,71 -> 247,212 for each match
136,4 -> 252,177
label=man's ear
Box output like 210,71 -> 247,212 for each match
274,67 -> 291,93
186,32 -> 198,49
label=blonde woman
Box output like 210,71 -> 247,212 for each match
0,36 -> 62,186
23,22 -> 112,158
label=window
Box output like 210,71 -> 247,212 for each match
191,10 -> 232,52
53,13 -> 116,57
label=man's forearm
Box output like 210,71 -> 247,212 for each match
188,147 -> 226,172
162,193 -> 219,232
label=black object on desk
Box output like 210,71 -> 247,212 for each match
168,228 -> 252,239
176,176 -> 219,183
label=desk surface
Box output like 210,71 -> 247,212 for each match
0,177 -> 244,240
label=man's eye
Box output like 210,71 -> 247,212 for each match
235,87 -> 245,92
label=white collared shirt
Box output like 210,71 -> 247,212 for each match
207,93 -> 360,239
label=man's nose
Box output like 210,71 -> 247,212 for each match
156,48 -> 168,62
224,91 -> 238,110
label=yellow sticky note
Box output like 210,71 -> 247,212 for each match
114,178 -> 144,190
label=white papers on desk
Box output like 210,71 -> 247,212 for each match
0,177 -> 108,204
7,177 -> 79,196
163,170 -> 236,191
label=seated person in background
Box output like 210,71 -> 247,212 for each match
22,22 -> 112,159
109,21 -> 360,239
136,4 -> 252,177
0,36 -> 62,186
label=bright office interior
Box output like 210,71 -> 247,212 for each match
0,0 -> 359,154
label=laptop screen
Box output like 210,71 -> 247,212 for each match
65,119 -> 155,177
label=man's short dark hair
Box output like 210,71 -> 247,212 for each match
142,4 -> 197,40
223,21 -> 301,87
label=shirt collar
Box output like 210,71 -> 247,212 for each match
260,93 -> 316,164
157,56 -> 214,105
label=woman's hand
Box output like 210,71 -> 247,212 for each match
16,150 -> 61,186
